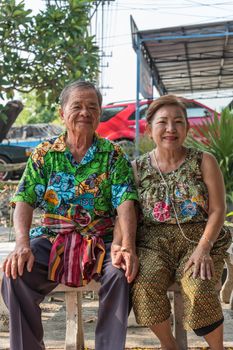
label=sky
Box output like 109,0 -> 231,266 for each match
23,0 -> 233,111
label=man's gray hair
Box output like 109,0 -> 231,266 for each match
59,80 -> 102,108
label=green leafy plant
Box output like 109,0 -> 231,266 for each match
0,0 -> 99,108
225,210 -> 233,228
138,134 -> 154,155
186,108 -> 233,200
120,135 -> 154,160
15,92 -> 60,125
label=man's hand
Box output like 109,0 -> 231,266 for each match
111,243 -> 139,283
3,243 -> 35,279
111,243 -> 125,269
121,248 -> 139,283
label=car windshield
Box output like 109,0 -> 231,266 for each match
185,102 -> 212,118
186,107 -> 211,118
101,106 -> 125,122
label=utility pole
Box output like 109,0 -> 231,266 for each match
44,0 -> 116,94
91,1 -> 116,95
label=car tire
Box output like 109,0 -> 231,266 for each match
116,139 -> 135,159
0,155 -> 13,181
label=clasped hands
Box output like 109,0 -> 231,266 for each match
184,244 -> 214,280
111,243 -> 139,283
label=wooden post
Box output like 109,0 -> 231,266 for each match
221,254 -> 233,308
0,278 -> 9,332
64,291 -> 84,350
173,287 -> 188,350
168,283 -> 188,349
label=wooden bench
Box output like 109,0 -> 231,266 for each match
53,281 -> 100,350
52,282 -> 188,350
0,276 -> 187,350
50,267 -> 226,350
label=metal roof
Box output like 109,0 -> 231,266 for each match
131,17 -> 233,97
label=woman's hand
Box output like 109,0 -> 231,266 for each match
184,245 -> 214,280
3,243 -> 35,279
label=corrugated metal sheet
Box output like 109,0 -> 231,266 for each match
131,18 -> 233,96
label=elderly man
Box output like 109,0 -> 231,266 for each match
1,80 -> 138,350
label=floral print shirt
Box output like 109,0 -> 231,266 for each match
135,148 -> 208,225
11,133 -> 138,242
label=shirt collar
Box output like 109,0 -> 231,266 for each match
50,132 -> 100,152
50,133 -> 67,152
50,132 -> 117,157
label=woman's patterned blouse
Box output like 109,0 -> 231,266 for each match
11,133 -> 138,242
135,148 -> 209,225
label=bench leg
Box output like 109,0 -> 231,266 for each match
0,288 -> 9,331
65,291 -> 84,350
173,290 -> 188,350
221,255 -> 233,306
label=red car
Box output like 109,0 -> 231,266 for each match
97,98 -> 218,146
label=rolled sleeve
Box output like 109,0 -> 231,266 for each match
10,156 -> 47,208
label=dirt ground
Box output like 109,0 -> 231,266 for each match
43,294 -> 233,350
0,293 -> 233,350
1,292 -> 233,350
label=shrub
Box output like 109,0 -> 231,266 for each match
119,135 -> 154,160
186,108 -> 233,205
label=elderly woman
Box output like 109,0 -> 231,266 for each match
131,95 -> 231,350
1,81 -> 138,350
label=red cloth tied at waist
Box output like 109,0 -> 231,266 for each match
42,213 -> 114,287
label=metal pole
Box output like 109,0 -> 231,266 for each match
135,36 -> 141,157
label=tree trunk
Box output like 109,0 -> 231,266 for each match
0,100 -> 24,142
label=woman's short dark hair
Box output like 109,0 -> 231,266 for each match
60,80 -> 102,108
146,94 -> 188,124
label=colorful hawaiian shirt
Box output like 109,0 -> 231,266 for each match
11,133 -> 138,243
135,148 -> 209,225
11,133 -> 138,287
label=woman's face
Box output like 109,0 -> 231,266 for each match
59,88 -> 101,135
148,104 -> 189,150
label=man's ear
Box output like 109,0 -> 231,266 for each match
59,107 -> 64,120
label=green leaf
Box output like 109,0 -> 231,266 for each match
186,107 -> 233,199
0,0 -> 99,105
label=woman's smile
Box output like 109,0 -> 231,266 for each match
163,135 -> 178,141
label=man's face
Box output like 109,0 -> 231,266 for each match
59,88 -> 101,135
